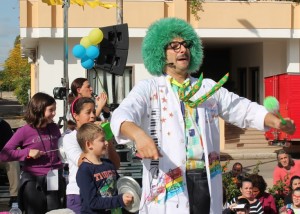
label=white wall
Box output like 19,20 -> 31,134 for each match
262,41 -> 287,78
38,38 -> 87,123
287,39 -> 300,73
128,38 -> 153,84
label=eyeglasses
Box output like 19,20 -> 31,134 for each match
166,40 -> 193,52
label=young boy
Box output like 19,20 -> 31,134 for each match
76,123 -> 133,214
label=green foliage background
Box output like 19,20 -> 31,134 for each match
0,36 -> 30,106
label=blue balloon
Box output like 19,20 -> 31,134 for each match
86,45 -> 100,59
81,56 -> 94,70
72,44 -> 86,59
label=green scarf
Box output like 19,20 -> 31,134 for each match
172,73 -> 229,108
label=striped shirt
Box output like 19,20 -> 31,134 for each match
230,197 -> 264,214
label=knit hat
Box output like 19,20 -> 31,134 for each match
141,17 -> 203,76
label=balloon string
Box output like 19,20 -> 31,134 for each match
277,112 -> 287,125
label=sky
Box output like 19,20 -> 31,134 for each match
0,0 -> 19,70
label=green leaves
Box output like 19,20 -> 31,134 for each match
189,0 -> 204,21
1,36 -> 30,105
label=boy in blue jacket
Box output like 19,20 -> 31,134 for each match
76,123 -> 133,214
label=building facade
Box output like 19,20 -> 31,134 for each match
20,0 -> 300,148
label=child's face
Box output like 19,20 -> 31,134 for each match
75,103 -> 95,128
44,103 -> 56,123
292,190 -> 300,207
91,133 -> 107,157
292,179 -> 300,190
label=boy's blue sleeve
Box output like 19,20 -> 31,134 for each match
76,164 -> 125,210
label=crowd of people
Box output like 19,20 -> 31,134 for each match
222,154 -> 300,214
0,17 -> 297,214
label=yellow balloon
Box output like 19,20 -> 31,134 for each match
80,36 -> 91,48
88,28 -> 104,45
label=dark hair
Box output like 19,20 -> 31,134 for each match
232,162 -> 243,170
77,123 -> 105,152
292,187 -> 300,195
277,149 -> 295,168
290,175 -> 300,190
239,178 -> 253,189
68,78 -> 88,104
71,97 -> 95,120
248,174 -> 267,194
236,198 -> 250,211
25,92 -> 56,128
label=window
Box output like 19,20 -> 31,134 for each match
87,67 -> 133,105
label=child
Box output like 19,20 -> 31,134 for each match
63,97 -> 120,214
285,187 -> 300,214
0,92 -> 65,213
76,123 -> 133,213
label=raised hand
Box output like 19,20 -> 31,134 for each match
95,92 -> 107,110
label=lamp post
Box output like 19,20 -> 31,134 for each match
62,0 -> 70,130
115,0 -> 125,104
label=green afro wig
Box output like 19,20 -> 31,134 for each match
142,17 -> 203,76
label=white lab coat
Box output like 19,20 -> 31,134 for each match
111,75 -> 268,214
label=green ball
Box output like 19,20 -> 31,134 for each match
263,96 -> 279,113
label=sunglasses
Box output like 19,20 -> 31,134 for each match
293,194 -> 300,199
166,40 -> 193,52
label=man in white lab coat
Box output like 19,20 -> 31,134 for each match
111,17 -> 296,214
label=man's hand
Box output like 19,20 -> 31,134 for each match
264,113 -> 296,135
279,118 -> 296,135
134,132 -> 162,160
120,121 -> 162,160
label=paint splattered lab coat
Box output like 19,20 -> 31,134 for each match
111,75 -> 268,214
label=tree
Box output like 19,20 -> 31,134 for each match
1,36 -> 30,105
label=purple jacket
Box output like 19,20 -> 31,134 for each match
259,192 -> 278,214
0,123 -> 62,176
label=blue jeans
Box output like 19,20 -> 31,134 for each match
186,169 -> 210,214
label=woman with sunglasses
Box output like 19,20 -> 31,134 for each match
285,176 -> 300,205
284,187 -> 300,214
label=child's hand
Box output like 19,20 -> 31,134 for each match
28,149 -> 44,159
122,193 -> 133,206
